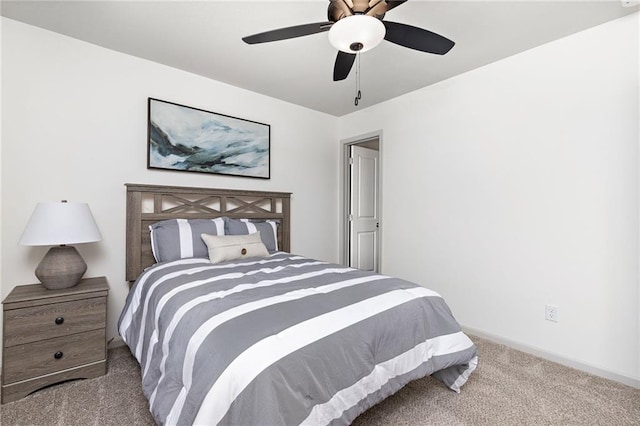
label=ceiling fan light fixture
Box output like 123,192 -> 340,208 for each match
328,15 -> 386,53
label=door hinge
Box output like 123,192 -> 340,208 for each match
348,214 -> 353,221
348,157 -> 354,165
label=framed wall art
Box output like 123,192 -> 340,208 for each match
147,98 -> 270,179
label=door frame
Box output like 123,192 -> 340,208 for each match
339,130 -> 383,271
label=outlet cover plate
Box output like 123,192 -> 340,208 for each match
545,305 -> 559,322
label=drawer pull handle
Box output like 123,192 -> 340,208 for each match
55,317 -> 64,325
54,351 -> 64,360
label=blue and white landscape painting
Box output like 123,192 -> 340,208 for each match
148,99 -> 270,178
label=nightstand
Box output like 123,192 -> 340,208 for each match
1,276 -> 108,404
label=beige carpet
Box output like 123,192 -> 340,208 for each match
1,336 -> 638,425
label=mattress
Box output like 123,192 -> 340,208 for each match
119,252 -> 478,425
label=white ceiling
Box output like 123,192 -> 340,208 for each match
1,1 -> 637,116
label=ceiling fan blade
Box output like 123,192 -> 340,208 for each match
328,0 -> 354,22
333,51 -> 356,81
383,20 -> 454,55
385,1 -> 408,12
366,0 -> 407,17
366,2 -> 388,17
243,21 -> 332,44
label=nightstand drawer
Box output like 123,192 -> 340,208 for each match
3,296 -> 106,347
3,328 -> 105,384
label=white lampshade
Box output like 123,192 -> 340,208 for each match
328,15 -> 386,53
19,201 -> 102,246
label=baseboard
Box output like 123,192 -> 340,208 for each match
462,326 -> 640,389
107,336 -> 126,349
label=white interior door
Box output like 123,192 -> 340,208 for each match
349,145 -> 379,272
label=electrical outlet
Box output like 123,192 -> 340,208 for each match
545,305 -> 559,322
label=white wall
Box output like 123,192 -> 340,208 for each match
340,13 -> 640,382
0,18 -> 339,355
0,17 -> 3,361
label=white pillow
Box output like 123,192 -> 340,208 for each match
201,232 -> 269,264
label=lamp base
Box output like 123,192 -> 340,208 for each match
35,245 -> 87,289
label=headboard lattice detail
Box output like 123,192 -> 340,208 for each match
125,183 -> 291,281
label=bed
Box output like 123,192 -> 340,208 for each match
119,183 -> 478,425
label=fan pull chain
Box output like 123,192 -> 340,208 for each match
354,54 -> 360,106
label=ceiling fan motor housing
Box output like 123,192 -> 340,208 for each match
328,0 -> 386,21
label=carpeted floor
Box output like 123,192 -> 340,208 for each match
1,336 -> 638,425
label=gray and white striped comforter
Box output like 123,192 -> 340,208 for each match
119,252 -> 478,425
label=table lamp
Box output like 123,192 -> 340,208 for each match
19,200 -> 102,289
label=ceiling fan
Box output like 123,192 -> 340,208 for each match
242,0 -> 455,82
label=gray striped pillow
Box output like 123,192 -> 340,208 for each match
150,218 -> 225,263
224,218 -> 279,252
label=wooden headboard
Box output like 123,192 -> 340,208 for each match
125,183 -> 291,281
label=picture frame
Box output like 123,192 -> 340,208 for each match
147,98 -> 270,179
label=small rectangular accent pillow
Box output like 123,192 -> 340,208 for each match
224,218 -> 278,252
149,218 -> 225,263
201,232 -> 269,264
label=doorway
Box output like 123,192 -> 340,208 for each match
342,136 -> 381,272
